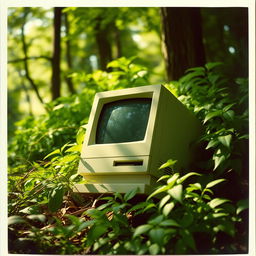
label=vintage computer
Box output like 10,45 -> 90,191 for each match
74,84 -> 202,194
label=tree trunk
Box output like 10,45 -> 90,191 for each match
51,7 -> 63,100
95,19 -> 112,71
161,7 -> 206,81
114,24 -> 122,58
18,70 -> 33,115
64,12 -> 75,94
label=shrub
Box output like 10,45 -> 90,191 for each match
8,60 -> 248,254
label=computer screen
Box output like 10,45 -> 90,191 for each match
96,98 -> 152,144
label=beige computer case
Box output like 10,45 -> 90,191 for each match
74,84 -> 202,194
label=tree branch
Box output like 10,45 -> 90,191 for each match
21,8 -> 44,105
8,56 -> 52,64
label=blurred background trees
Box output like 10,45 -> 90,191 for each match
161,7 -> 206,81
8,7 -> 248,137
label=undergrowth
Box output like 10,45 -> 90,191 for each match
8,58 -> 249,254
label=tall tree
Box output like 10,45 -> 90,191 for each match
21,7 -> 44,104
51,7 -> 63,100
201,8 -> 248,78
64,12 -> 75,94
95,17 -> 113,71
113,24 -> 122,58
161,7 -> 206,81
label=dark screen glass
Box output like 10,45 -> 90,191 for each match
96,98 -> 152,144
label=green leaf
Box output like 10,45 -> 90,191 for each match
186,66 -> 205,73
112,203 -> 128,213
157,175 -> 170,182
185,192 -> 200,200
177,172 -> 201,184
124,187 -> 138,202
27,214 -> 46,222
223,110 -> 235,121
236,199 -> 249,215
218,134 -> 232,148
163,202 -> 175,216
208,74 -> 221,85
114,192 -> 123,202
58,154 -> 77,164
133,224 -> 152,238
43,149 -> 61,160
180,212 -> 194,228
61,142 -> 72,153
147,185 -> 169,200
159,194 -> 171,209
212,213 -> 229,218
238,134 -> 249,140
208,198 -> 230,208
203,194 -> 212,200
19,206 -> 39,215
203,110 -> 222,124
159,159 -> 177,170
113,214 -> 129,227
223,103 -> 235,112
188,183 -> 202,191
48,185 -> 64,212
97,202 -> 113,211
206,139 -> 219,150
213,155 -> 226,170
206,179 -> 226,189
180,70 -> 205,84
149,243 -> 160,255
128,202 -> 153,212
159,219 -> 180,227
202,188 -> 213,196
100,196 -> 114,201
8,215 -> 27,226
168,184 -> 183,203
66,144 -> 82,152
148,215 -> 164,225
205,62 -> 223,70
87,225 -> 109,246
143,203 -> 157,212
78,220 -> 96,232
167,173 -> 180,186
86,208 -> 104,218
76,128 -> 85,145
149,228 -> 165,245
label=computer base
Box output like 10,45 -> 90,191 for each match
73,183 -> 153,194
73,173 -> 158,194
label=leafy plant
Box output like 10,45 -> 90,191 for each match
133,173 -> 244,254
8,61 -> 248,254
165,63 -> 248,201
79,171 -> 246,255
8,127 -> 85,216
82,189 -> 140,254
177,63 -> 247,173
